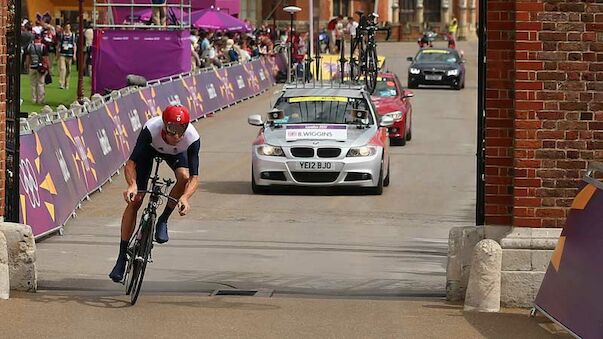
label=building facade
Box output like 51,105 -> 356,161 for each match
253,0 -> 477,40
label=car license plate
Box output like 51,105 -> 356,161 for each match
425,75 -> 442,81
296,161 -> 333,171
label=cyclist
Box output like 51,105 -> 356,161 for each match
109,105 -> 201,282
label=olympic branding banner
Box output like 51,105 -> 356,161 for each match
20,56 -> 284,237
534,172 -> 603,338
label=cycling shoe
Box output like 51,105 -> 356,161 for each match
109,257 -> 126,282
155,219 -> 169,244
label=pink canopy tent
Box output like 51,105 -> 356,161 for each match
109,0 -> 239,24
188,7 -> 251,32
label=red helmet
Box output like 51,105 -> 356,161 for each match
162,105 -> 190,135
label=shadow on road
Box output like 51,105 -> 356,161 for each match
12,291 -> 131,309
148,297 -> 281,311
462,310 -> 573,339
200,180 -> 382,196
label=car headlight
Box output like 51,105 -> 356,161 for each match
346,146 -> 377,157
409,68 -> 421,74
447,69 -> 460,76
385,111 -> 403,121
257,145 -> 285,156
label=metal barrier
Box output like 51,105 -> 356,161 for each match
19,55 -> 286,238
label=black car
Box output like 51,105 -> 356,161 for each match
407,48 -> 466,90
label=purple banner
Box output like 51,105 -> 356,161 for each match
20,56 -> 282,237
92,30 -> 191,94
535,179 -> 603,338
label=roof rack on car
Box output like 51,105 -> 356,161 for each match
283,35 -> 361,91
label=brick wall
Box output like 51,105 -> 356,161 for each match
0,0 -> 6,218
484,0 -> 515,226
485,1 -> 603,228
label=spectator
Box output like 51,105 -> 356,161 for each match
20,21 -> 35,74
58,23 -> 76,89
40,18 -> 56,73
298,32 -> 308,56
249,39 -> 260,58
25,34 -> 49,104
447,31 -> 456,49
225,38 -> 239,63
327,15 -> 342,54
449,17 -> 458,41
335,19 -> 344,54
152,0 -> 167,27
84,22 -> 94,76
190,29 -> 200,70
238,39 -> 251,63
346,16 -> 358,40
198,31 -> 210,53
205,39 -> 223,68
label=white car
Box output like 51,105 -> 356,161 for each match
248,84 -> 393,194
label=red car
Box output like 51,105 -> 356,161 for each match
371,73 -> 414,146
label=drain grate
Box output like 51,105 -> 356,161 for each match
211,289 -> 273,297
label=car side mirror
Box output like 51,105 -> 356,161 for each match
402,90 -> 414,98
379,115 -> 394,127
248,114 -> 264,126
406,57 -> 413,62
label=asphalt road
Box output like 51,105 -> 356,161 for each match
35,41 -> 478,298
5,41 -> 571,339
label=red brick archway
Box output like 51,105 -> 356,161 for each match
484,1 -> 603,228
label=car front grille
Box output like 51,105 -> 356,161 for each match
291,172 -> 339,183
290,147 -> 314,158
423,70 -> 446,76
317,148 -> 341,158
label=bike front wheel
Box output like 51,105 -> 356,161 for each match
129,213 -> 155,305
365,46 -> 378,94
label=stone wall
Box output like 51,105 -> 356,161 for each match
447,225 -> 560,307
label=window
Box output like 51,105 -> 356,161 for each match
332,0 -> 350,17
423,0 -> 442,25
399,0 -> 417,24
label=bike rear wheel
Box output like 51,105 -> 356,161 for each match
349,38 -> 363,82
365,46 -> 378,94
129,213 -> 155,305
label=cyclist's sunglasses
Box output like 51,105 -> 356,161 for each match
164,122 -> 188,136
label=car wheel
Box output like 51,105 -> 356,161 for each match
368,164 -> 384,195
251,167 -> 269,194
453,81 -> 462,90
406,125 -> 412,141
391,136 -> 406,146
383,161 -> 390,187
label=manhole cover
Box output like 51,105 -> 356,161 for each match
211,289 -> 273,297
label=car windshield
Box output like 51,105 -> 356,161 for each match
274,96 -> 374,125
373,79 -> 398,97
416,50 -> 458,63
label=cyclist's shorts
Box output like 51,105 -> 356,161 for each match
135,150 -> 189,190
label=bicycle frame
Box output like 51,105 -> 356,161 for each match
123,157 -> 176,304
349,12 -> 382,93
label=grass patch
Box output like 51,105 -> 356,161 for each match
20,63 -> 92,115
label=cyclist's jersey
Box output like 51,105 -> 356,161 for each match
130,116 -> 201,176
